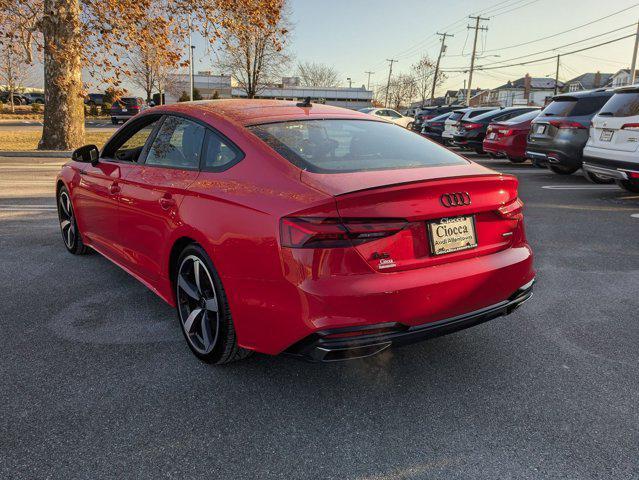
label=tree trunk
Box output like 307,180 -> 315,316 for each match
38,0 -> 84,150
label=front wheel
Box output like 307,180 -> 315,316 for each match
616,179 -> 639,193
584,170 -> 614,184
175,245 -> 252,364
406,122 -> 414,130
57,186 -> 88,255
549,164 -> 579,175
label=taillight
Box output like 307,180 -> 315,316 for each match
621,123 -> 639,131
430,122 -> 443,127
628,171 -> 639,179
498,129 -> 514,136
280,217 -> 407,248
463,122 -> 483,130
498,198 -> 524,218
549,120 -> 586,129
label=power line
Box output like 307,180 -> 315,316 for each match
482,3 -> 639,53
443,24 -> 637,71
445,33 -> 636,72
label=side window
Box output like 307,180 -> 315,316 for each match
375,110 -> 387,117
111,118 -> 160,162
202,130 -> 242,171
388,110 -> 401,118
145,116 -> 205,169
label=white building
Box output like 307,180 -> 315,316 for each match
166,72 -> 373,109
473,75 -> 561,107
609,69 -> 639,88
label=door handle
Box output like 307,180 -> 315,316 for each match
159,195 -> 176,210
108,182 -> 121,195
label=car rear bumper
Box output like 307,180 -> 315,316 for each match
582,156 -> 639,179
525,148 -> 582,168
286,278 -> 535,362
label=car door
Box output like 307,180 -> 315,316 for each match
72,116 -> 161,261
118,115 -> 205,283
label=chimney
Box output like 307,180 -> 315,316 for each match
594,71 -> 601,88
524,73 -> 532,102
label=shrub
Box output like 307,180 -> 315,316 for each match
178,91 -> 190,102
89,104 -> 99,116
193,88 -> 203,101
31,102 -> 43,113
0,101 -> 4,113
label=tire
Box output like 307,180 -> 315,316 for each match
508,157 -> 527,163
57,186 -> 88,255
616,179 -> 639,193
549,164 -> 579,175
583,170 -> 614,184
474,148 -> 485,155
111,117 -> 118,125
175,244 -> 252,364
406,122 -> 414,130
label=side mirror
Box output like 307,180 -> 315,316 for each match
148,101 -> 156,107
72,144 -> 99,165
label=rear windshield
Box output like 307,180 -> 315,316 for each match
467,109 -> 495,118
249,119 -> 467,173
542,95 -> 610,117
503,109 -> 540,124
430,112 -> 452,122
120,98 -> 139,106
597,92 -> 639,117
449,111 -> 465,121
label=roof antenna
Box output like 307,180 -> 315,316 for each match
296,96 -> 312,107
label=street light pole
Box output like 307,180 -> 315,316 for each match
347,77 -> 352,88
631,20 -> 639,84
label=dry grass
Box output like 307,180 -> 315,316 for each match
0,130 -> 113,151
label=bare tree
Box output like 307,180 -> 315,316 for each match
0,42 -> 32,112
296,61 -> 340,87
218,0 -> 290,98
0,0 -> 284,150
379,74 -> 417,111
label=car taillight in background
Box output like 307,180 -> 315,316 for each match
463,122 -> 483,130
627,171 -> 639,179
549,120 -> 587,130
280,217 -> 407,248
621,123 -> 639,131
430,122 -> 444,127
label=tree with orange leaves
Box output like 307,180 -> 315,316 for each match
0,0 -> 283,150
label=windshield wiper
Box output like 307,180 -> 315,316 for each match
598,112 -> 614,116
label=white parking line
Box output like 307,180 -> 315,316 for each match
541,185 -> 620,190
0,205 -> 56,211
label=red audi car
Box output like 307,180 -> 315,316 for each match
57,100 -> 535,364
483,110 -> 540,163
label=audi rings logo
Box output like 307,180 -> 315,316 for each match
440,192 -> 471,207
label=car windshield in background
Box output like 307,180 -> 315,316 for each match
504,110 -> 540,124
249,119 -> 467,173
430,112 -> 452,122
470,109 -> 506,122
120,98 -> 138,106
542,95 -> 610,117
598,92 -> 639,117
449,111 -> 465,121
358,108 -> 374,113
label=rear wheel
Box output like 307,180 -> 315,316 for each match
111,117 -> 118,125
549,164 -> 579,175
584,170 -> 614,184
175,244 -> 252,364
406,122 -> 413,130
616,179 -> 639,193
474,147 -> 485,155
57,186 -> 88,255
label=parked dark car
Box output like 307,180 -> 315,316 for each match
0,91 -> 28,105
526,89 -> 614,175
110,97 -> 146,124
453,106 -> 539,154
23,92 -> 45,105
420,112 -> 453,143
483,110 -> 540,163
412,105 -> 463,132
85,93 -> 105,107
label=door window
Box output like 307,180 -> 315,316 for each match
387,110 -> 402,118
104,116 -> 161,162
145,116 -> 205,169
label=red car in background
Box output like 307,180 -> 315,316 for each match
57,100 -> 534,364
483,110 -> 540,163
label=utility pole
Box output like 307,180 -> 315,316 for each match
365,71 -> 374,91
431,32 -> 453,105
347,77 -> 352,88
554,55 -> 560,95
631,20 -> 639,84
466,16 -> 489,106
384,59 -> 397,108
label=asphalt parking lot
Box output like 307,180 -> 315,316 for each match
0,152 -> 637,479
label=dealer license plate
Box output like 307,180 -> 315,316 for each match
428,216 -> 478,256
487,132 -> 496,140
600,129 -> 614,142
535,124 -> 546,134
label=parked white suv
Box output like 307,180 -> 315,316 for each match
359,108 -> 413,129
582,86 -> 639,192
442,107 -> 497,145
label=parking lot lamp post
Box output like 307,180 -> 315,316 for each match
347,77 -> 352,88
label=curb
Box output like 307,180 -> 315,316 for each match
0,151 -> 71,158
